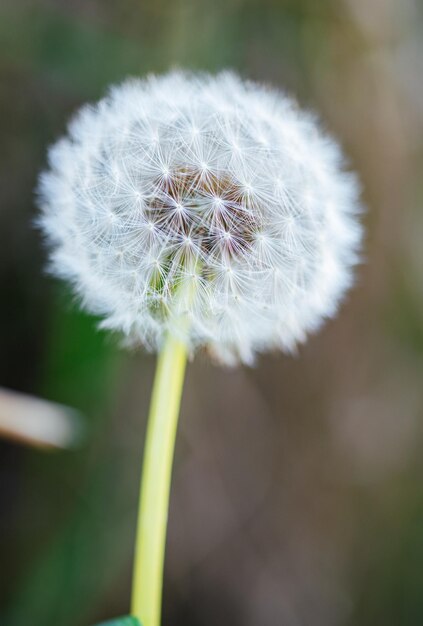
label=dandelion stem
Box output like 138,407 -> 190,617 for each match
130,332 -> 188,626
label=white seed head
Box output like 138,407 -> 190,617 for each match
37,71 -> 363,365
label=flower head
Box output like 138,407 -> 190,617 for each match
37,71 -> 363,364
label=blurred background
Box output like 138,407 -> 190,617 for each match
1,0 -> 423,624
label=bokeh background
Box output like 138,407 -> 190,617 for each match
1,1 -> 423,625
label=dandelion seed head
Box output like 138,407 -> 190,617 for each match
37,71 -> 363,365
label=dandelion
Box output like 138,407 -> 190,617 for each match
37,71 -> 363,626
38,71 -> 362,365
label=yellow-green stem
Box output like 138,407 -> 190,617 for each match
130,332 -> 188,626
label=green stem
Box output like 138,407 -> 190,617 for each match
130,332 -> 188,626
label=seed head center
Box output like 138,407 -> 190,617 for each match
147,167 -> 260,260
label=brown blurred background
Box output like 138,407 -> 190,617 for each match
1,1 -> 423,625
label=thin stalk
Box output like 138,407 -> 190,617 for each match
130,332 -> 188,626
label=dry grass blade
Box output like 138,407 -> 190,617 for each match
0,387 -> 83,449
